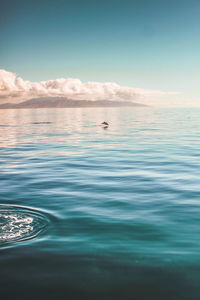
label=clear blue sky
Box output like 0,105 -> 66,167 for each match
1,0 -> 200,105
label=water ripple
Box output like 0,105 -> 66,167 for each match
0,205 -> 49,245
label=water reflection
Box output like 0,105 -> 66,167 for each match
0,106 -> 199,154
0,107 -> 156,148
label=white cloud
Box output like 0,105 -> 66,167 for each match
0,68 -> 175,104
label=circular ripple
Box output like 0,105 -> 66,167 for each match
0,206 -> 48,245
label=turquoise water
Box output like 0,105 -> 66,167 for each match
0,107 -> 200,299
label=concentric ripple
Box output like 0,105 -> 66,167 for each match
0,206 -> 49,245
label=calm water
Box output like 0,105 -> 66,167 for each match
0,107 -> 200,299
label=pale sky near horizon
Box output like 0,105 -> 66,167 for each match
0,0 -> 200,106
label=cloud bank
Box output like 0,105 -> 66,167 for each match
0,69 -> 173,104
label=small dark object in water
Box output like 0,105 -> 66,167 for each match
101,122 -> 109,128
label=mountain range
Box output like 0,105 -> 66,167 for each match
0,97 -> 147,109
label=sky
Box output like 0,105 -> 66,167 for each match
0,0 -> 200,106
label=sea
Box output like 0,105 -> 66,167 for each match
0,107 -> 200,300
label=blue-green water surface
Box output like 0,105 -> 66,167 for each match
0,107 -> 200,299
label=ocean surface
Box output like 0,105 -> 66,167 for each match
0,107 -> 200,300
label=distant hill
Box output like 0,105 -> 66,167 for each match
0,97 -> 147,109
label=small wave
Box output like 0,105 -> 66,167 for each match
0,125 -> 16,127
31,122 -> 52,125
0,205 -> 49,245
